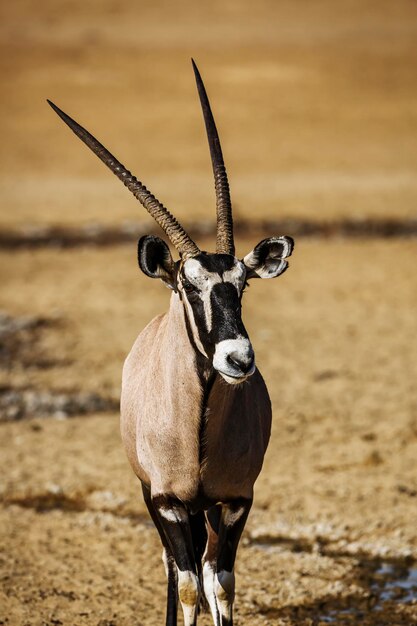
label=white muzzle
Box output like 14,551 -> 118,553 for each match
213,337 -> 255,385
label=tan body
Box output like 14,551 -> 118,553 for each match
121,292 -> 272,507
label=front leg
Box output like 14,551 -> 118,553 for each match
215,498 -> 252,626
153,495 -> 201,626
203,505 -> 221,625
141,484 -> 178,626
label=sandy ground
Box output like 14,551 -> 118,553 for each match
1,1 -> 417,624
1,239 -> 417,625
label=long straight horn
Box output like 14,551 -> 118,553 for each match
192,60 -> 235,256
47,100 -> 200,259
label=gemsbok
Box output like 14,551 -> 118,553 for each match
48,60 -> 294,626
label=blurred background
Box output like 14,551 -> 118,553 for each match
1,1 -> 417,625
1,0 -> 417,229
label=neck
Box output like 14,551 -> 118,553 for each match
167,291 -> 214,387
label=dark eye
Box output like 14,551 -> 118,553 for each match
182,280 -> 196,294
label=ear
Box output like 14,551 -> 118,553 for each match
243,236 -> 294,279
138,236 -> 176,288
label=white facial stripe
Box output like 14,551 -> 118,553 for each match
223,262 -> 246,290
183,259 -> 218,288
183,258 -> 245,289
203,296 -> 213,332
181,291 -> 209,357
183,259 -> 220,334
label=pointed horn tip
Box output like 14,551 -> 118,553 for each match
47,99 -> 58,111
47,99 -> 68,122
191,58 -> 203,82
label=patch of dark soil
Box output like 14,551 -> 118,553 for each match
0,312 -> 118,420
0,311 -> 66,371
5,491 -> 88,513
317,560 -> 417,625
355,560 -> 417,607
256,559 -> 417,625
0,386 -> 119,421
248,530 -> 414,562
3,489 -> 148,526
0,217 -> 417,249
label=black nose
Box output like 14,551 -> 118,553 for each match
227,352 -> 255,375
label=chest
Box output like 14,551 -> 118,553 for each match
198,371 -> 272,501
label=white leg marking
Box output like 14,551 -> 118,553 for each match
177,569 -> 200,626
159,506 -> 188,524
203,561 -> 219,624
215,569 -> 235,622
224,505 -> 245,527
162,548 -> 169,578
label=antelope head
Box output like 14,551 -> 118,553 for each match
48,60 -> 294,385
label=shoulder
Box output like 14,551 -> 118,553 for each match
123,313 -> 167,374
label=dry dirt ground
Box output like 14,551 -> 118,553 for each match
1,239 -> 417,625
1,1 -> 417,625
